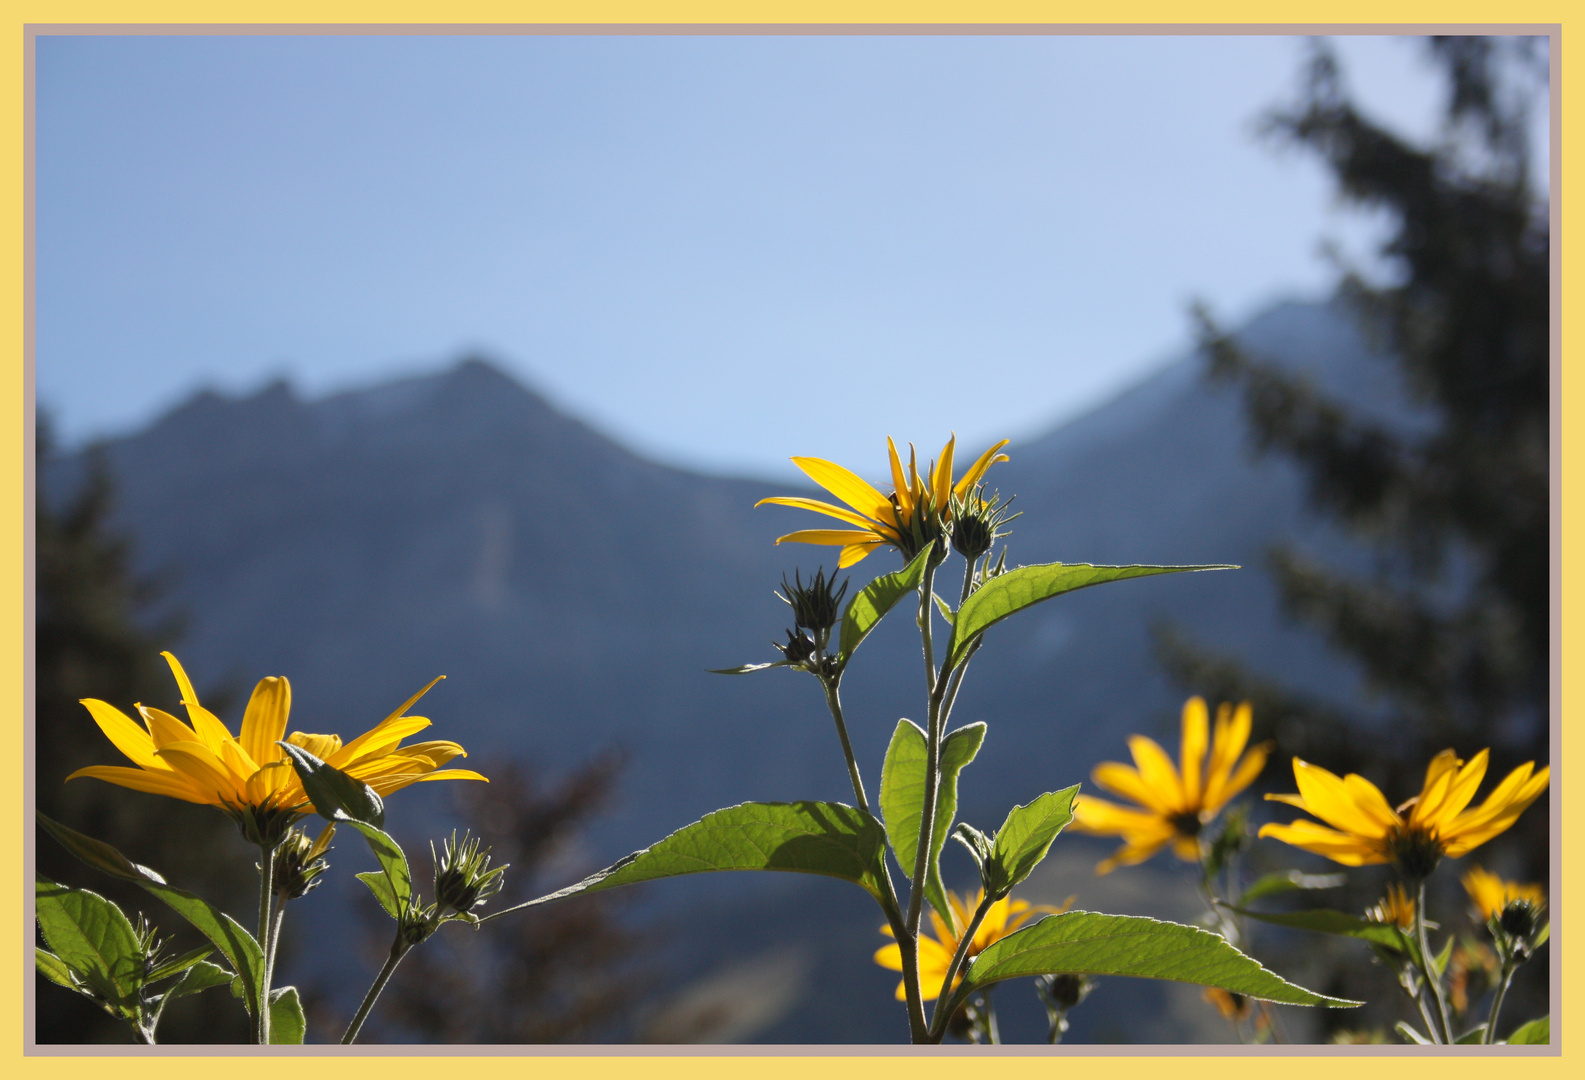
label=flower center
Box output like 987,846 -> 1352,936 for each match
1170,811 -> 1203,838
1385,823 -> 1444,880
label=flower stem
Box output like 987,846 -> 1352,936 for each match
342,936 -> 411,1045
817,667 -> 868,813
1413,879 -> 1453,1043
927,891 -> 992,1042
255,840 -> 278,1045
1483,960 -> 1519,1044
904,555 -> 945,1040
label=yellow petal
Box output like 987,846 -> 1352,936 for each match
1203,701 -> 1252,806
1416,748 -> 1488,827
931,434 -> 956,515
789,456 -> 892,521
1178,697 -> 1209,809
79,699 -> 168,772
838,541 -> 884,567
161,651 -> 201,711
367,768 -> 489,797
773,528 -> 882,548
1206,741 -> 1271,813
887,437 -> 913,522
329,716 -> 431,769
155,740 -> 247,805
241,676 -> 292,769
1127,736 -> 1185,814
1290,759 -> 1393,839
753,496 -> 884,531
288,731 -> 345,761
1257,819 -> 1386,866
1095,831 -> 1174,875
952,439 -> 1011,500
138,705 -> 200,751
1090,761 -> 1176,815
1069,794 -> 1167,835
65,764 -> 212,804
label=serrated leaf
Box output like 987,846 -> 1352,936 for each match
1396,1020 -> 1433,1044
36,812 -> 264,1018
517,801 -> 892,907
268,986 -> 306,1044
35,948 -> 80,991
34,878 -> 146,1005
279,741 -> 385,828
945,562 -> 1236,669
985,786 -> 1079,897
950,910 -> 1358,1015
707,660 -> 794,675
1227,905 -> 1411,952
357,870 -> 402,920
164,960 -> 234,999
1505,1016 -> 1549,1044
344,822 -> 414,916
879,720 -> 986,923
836,547 -> 932,670
1238,871 -> 1346,905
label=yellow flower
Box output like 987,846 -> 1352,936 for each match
1068,697 -> 1271,874
1258,749 -> 1548,876
1364,883 -> 1416,930
68,652 -> 487,836
756,434 -> 1010,567
873,889 -> 1061,1001
1461,865 -> 1545,922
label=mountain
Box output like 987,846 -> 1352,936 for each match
39,298 -> 1407,1043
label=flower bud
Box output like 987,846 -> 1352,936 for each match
950,487 -> 1020,563
432,830 -> 507,918
777,567 -> 848,634
273,824 -> 335,900
774,628 -> 818,666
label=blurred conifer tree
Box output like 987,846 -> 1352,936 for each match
35,417 -> 253,1042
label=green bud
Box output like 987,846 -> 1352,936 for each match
272,824 -> 335,900
432,830 -> 507,918
777,567 -> 849,634
773,628 -> 818,666
950,487 -> 1020,562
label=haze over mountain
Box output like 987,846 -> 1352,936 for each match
41,297 -> 1406,1042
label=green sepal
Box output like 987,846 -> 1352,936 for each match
143,944 -> 214,986
1506,1016 -> 1549,1044
268,986 -> 307,1044
947,910 -> 1359,1017
707,660 -> 794,675
836,547 -> 932,671
1395,1020 -> 1433,1044
931,593 -> 956,626
879,719 -> 985,923
944,562 -> 1237,669
34,947 -> 80,991
1225,905 -> 1411,953
517,801 -> 892,907
279,741 -> 385,828
983,785 -> 1079,898
357,870 -> 403,920
34,816 -> 265,1018
1237,870 -> 1346,906
34,878 -> 145,1008
344,822 -> 415,917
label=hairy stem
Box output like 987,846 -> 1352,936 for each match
1483,960 -> 1519,1044
817,668 -> 868,813
342,937 -> 411,1045
1413,879 -> 1453,1043
254,840 -> 278,1045
928,891 -> 992,1042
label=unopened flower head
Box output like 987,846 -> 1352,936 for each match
949,486 -> 1019,563
756,435 -> 1010,567
69,652 -> 489,846
774,628 -> 819,667
1069,697 -> 1271,874
1258,749 -> 1549,878
1461,865 -> 1544,923
777,567 -> 849,634
432,830 -> 507,917
273,824 -> 336,900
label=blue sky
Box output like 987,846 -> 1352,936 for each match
35,33 -> 1517,479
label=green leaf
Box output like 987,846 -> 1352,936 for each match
1237,870 -> 1346,906
278,741 -> 385,828
34,878 -> 145,1005
1454,1024 -> 1489,1044
344,822 -> 414,916
163,960 -> 234,999
357,870 -> 403,920
1228,905 -> 1411,952
949,910 -> 1359,1016
35,947 -> 80,991
1534,922 -> 1550,949
945,562 -> 1237,669
518,801 -> 892,907
931,592 -> 956,626
36,812 -> 265,1018
707,660 -> 794,675
268,986 -> 306,1045
879,720 -> 986,922
984,786 -> 1079,898
836,547 -> 932,670
1431,934 -> 1454,977
1506,1016 -> 1549,1045
1395,1020 -> 1433,1044
144,944 -> 213,985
